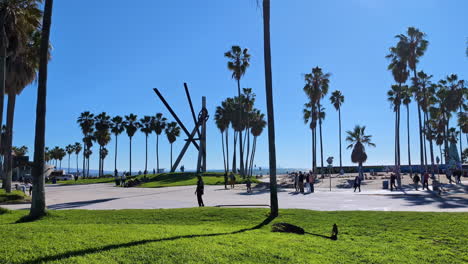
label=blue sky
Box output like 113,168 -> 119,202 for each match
11,0 -> 467,171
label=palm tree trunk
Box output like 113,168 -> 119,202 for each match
68,154 -> 70,174
397,106 -> 401,188
319,114 -> 324,178
114,134 -> 118,176
30,0 -> 53,219
87,157 -> 90,177
99,146 -> 102,177
82,145 -> 86,177
250,137 -> 257,177
417,104 -> 424,172
76,153 -> 79,174
0,11 -> 7,173
237,79 -> 244,178
459,106 -> 463,160
226,129 -> 229,173
423,112 -> 428,171
144,134 -> 148,175
129,137 -> 132,176
311,128 -> 314,171
232,131 -> 237,173
439,145 -> 443,164
429,137 -> 435,180
4,93 -> 16,193
221,131 -> 226,173
156,134 -> 159,174
406,104 -> 412,176
170,143 -> 173,169
338,107 -> 342,171
262,0 -> 278,217
244,128 -> 251,178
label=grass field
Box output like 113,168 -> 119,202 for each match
55,177 -> 115,185
137,172 -> 259,188
0,208 -> 466,263
0,189 -> 30,204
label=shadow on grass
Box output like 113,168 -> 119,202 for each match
22,214 -> 277,264
304,232 -> 334,240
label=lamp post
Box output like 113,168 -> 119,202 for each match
436,156 -> 440,183
327,156 -> 334,192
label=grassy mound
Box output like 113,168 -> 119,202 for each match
137,172 -> 259,188
54,177 -> 115,185
0,189 -> 30,204
0,208 -> 466,263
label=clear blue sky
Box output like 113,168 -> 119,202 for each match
11,0 -> 467,171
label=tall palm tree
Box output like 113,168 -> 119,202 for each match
262,0 -> 278,217
100,147 -> 108,176
77,111 -> 94,177
401,86 -> 413,176
140,115 -> 153,175
215,102 -> 230,187
94,112 -> 111,177
83,134 -> 95,177
73,142 -> 82,175
124,114 -> 139,176
330,90 -> 344,171
57,147 -> 65,169
12,145 -> 28,156
165,121 -> 180,170
249,109 -> 266,177
65,144 -> 74,173
151,113 -> 166,174
110,116 -> 124,176
242,88 -> 256,177
387,84 -> 403,186
225,45 -> 250,176
346,125 -> 376,180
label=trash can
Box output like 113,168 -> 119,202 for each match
382,180 -> 389,189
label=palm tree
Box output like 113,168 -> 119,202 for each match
262,0 -> 278,217
387,84 -> 403,186
57,147 -> 65,169
94,112 -> 111,177
100,147 -> 108,176
401,86 -> 413,176
74,142 -> 82,175
165,121 -> 180,170
83,134 -> 95,177
249,109 -> 266,177
65,144 -> 74,173
330,90 -> 344,171
346,125 -> 376,180
77,111 -> 95,177
151,113 -> 167,174
225,45 -> 251,176
242,88 -> 256,177
215,102 -> 230,187
110,116 -> 124,176
140,115 -> 153,175
124,114 -> 139,176
12,145 -> 28,156
29,0 -> 53,218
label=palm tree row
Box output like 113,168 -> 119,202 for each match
77,111 -> 180,177
214,89 -> 266,184
386,27 -> 467,184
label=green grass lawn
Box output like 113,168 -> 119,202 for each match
137,172 -> 259,188
0,189 -> 30,204
0,208 -> 466,263
54,177 -> 115,185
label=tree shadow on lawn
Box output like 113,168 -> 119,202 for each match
21,214 -> 278,264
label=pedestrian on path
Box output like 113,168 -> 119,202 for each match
195,176 -> 205,207
294,173 -> 299,192
390,173 -> 397,191
413,174 -> 420,190
422,172 -> 429,190
298,172 -> 305,193
305,172 -> 310,193
246,177 -> 252,193
309,174 -> 315,193
229,172 -> 235,189
353,176 -> 361,192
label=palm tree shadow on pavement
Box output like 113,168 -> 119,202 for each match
21,214 -> 277,264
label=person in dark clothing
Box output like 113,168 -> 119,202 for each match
446,171 -> 454,184
294,173 -> 299,192
413,174 -> 420,190
331,224 -> 339,240
195,176 -> 205,207
29,184 -> 33,196
246,177 -> 252,193
422,172 -> 430,190
309,174 -> 315,193
298,172 -> 305,193
390,173 -> 397,191
353,176 -> 361,192
454,170 -> 462,184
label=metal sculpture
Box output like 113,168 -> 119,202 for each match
153,83 -> 208,173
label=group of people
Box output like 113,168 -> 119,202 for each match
15,180 -> 33,196
291,171 -> 316,194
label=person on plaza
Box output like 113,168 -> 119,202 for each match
246,177 -> 252,193
195,176 -> 205,207
413,173 -> 420,190
454,170 -> 462,184
229,172 -> 236,189
305,172 -> 310,193
294,173 -> 299,192
28,183 -> 33,196
422,171 -> 430,190
298,172 -> 305,193
353,175 -> 361,192
390,173 -> 397,191
309,173 -> 315,193
121,172 -> 127,187
446,170 -> 454,184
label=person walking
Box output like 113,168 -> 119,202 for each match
229,172 -> 236,189
413,174 -> 420,191
195,176 -> 205,207
294,173 -> 299,192
298,172 -> 305,193
390,173 -> 397,191
422,172 -> 430,190
309,174 -> 315,193
353,175 -> 361,192
305,173 -> 310,193
246,177 -> 252,193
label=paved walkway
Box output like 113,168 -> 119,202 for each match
3,181 -> 467,212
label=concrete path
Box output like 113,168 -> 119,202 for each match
3,181 -> 467,212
